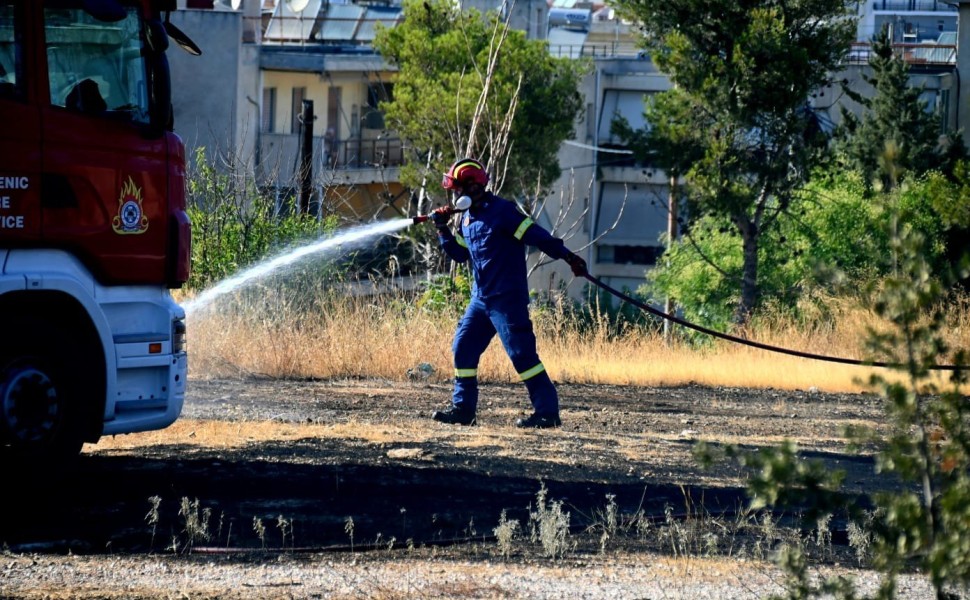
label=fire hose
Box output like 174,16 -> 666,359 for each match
411,208 -> 966,372
581,272 -> 967,372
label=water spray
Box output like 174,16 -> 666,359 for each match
183,219 -> 413,316
184,196 -> 473,316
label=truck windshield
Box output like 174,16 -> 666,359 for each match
0,2 -> 23,101
45,2 -> 150,123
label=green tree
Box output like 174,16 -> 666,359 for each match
836,26 -> 963,193
925,163 -> 970,283
374,0 -> 586,202
644,169 -> 965,330
609,0 -> 856,324
697,222 -> 970,600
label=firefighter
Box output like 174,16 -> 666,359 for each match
430,158 -> 587,428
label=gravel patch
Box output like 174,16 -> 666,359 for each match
0,551 -> 944,599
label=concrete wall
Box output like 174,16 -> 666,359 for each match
457,0 -> 548,39
261,69 -> 373,138
168,10 -> 260,171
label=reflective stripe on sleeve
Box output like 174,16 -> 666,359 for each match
513,218 -> 534,240
455,368 -> 477,378
518,363 -> 546,381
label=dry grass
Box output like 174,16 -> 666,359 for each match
184,285 -> 970,394
91,419 -> 437,452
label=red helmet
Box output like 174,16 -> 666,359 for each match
442,158 -> 489,191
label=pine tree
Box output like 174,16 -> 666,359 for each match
609,0 -> 855,324
837,26 -> 951,192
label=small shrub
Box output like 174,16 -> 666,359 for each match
253,516 -> 266,550
144,496 -> 161,552
846,515 -> 873,567
815,513 -> 833,561
344,516 -> 355,553
528,482 -> 572,559
177,497 -> 211,552
493,510 -> 519,559
597,494 -> 618,554
416,271 -> 472,314
277,515 -> 293,550
186,146 -> 337,292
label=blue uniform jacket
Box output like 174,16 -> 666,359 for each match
437,194 -> 570,303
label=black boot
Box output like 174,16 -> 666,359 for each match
515,413 -> 561,429
432,406 -> 476,426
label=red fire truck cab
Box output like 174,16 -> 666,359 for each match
0,0 -> 193,459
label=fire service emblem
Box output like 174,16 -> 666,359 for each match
112,176 -> 149,235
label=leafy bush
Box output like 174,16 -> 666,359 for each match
416,270 -> 472,315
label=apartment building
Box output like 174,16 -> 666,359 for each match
167,0 -> 970,301
857,0 -> 957,43
170,1 -> 408,223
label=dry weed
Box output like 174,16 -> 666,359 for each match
186,286 -> 970,392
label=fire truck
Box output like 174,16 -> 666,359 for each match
0,0 -> 195,459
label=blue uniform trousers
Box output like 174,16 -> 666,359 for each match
451,295 -> 559,416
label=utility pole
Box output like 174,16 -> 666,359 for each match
298,99 -> 314,215
957,2 -> 970,138
663,176 -> 678,344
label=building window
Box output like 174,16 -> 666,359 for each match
938,88 -> 950,133
367,82 -> 393,108
262,87 -> 276,133
0,1 -> 24,101
291,86 -> 306,134
598,89 -> 650,143
597,244 -> 665,266
362,82 -> 392,129
595,181 -> 668,260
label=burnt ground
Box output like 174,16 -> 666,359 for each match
1,379 -> 892,559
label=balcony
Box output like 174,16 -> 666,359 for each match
871,0 -> 957,11
845,39 -> 956,65
324,136 -> 404,169
548,16 -> 643,58
260,132 -> 405,186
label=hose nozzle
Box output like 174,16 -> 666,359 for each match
412,196 -> 472,224
412,210 -> 454,224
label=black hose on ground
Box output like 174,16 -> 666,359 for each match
582,273 -> 968,372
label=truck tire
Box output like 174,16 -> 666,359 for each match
0,319 -> 85,460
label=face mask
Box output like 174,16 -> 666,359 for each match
454,195 -> 472,210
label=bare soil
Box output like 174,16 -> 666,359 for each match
2,378 -> 890,559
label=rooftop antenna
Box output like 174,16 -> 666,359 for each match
287,0 -> 310,45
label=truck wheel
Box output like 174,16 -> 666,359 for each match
0,323 -> 85,460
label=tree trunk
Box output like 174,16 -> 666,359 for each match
735,220 -> 759,326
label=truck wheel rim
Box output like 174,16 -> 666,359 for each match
1,366 -> 59,443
